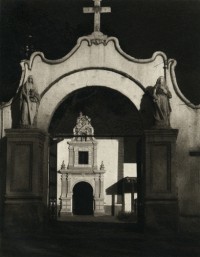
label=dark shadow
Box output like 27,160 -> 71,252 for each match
73,182 -> 93,215
11,88 -> 21,128
136,138 -> 144,228
124,137 -> 141,163
140,86 -> 155,129
49,139 -> 58,221
49,86 -> 143,136
0,138 -> 7,233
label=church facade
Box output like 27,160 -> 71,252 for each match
59,113 -> 105,216
0,0 -> 200,231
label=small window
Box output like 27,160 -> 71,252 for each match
78,151 -> 89,164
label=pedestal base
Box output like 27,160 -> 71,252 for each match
4,129 -> 46,231
4,200 -> 45,231
143,129 -> 179,231
59,197 -> 72,216
145,200 -> 178,231
94,197 -> 105,215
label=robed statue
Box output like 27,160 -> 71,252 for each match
20,75 -> 40,127
153,76 -> 172,128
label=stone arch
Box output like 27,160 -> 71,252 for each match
37,69 -> 145,132
48,86 -> 144,135
71,180 -> 94,193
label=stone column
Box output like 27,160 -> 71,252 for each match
94,176 -> 99,198
100,174 -> 104,198
68,144 -> 74,168
93,142 -> 98,169
94,174 -> 105,216
60,173 -> 72,216
4,129 -> 46,229
142,129 -> 179,230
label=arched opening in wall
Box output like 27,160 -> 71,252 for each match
73,182 -> 93,215
48,86 -> 143,222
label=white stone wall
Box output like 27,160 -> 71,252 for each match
57,138 -> 136,214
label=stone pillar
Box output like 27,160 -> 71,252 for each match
59,173 -> 72,216
68,144 -> 74,168
94,174 -> 105,216
93,142 -> 98,169
4,129 -> 46,229
142,129 -> 179,230
94,176 -> 99,198
100,174 -> 104,198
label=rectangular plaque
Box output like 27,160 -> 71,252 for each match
150,144 -> 171,193
10,143 -> 32,192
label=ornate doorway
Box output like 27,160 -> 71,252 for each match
73,182 -> 93,215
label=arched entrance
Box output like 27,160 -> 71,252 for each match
73,182 -> 93,215
49,86 -> 144,221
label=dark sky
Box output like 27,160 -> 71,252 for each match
1,0 -> 200,104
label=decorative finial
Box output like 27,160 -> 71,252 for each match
100,161 -> 105,170
61,160 -> 66,170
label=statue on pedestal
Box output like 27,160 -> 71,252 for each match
153,76 -> 172,128
20,75 -> 40,128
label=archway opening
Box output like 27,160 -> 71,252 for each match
73,182 -> 93,215
48,86 -> 144,222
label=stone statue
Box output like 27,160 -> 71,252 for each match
20,75 -> 40,127
153,76 -> 172,128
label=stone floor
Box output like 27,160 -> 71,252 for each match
1,217 -> 200,257
58,214 -> 137,223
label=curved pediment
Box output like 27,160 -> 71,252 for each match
19,35 -> 199,110
20,36 -> 167,96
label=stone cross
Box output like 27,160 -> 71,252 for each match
83,0 -> 111,33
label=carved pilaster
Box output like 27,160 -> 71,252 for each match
93,142 -> 98,169
94,176 -> 100,198
100,174 -> 104,198
60,173 -> 72,216
68,144 -> 74,168
61,174 -> 67,197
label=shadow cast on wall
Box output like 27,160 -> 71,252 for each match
139,86 -> 155,129
11,90 -> 22,129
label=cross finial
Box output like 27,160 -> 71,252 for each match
83,0 -> 111,33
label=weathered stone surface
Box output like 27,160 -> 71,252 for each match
142,129 -> 179,230
4,129 -> 47,229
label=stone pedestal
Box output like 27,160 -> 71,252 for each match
94,197 -> 105,216
4,129 -> 46,230
60,197 -> 73,216
143,129 -> 179,230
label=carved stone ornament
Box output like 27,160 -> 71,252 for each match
73,112 -> 94,139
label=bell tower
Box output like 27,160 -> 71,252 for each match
59,112 -> 105,216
